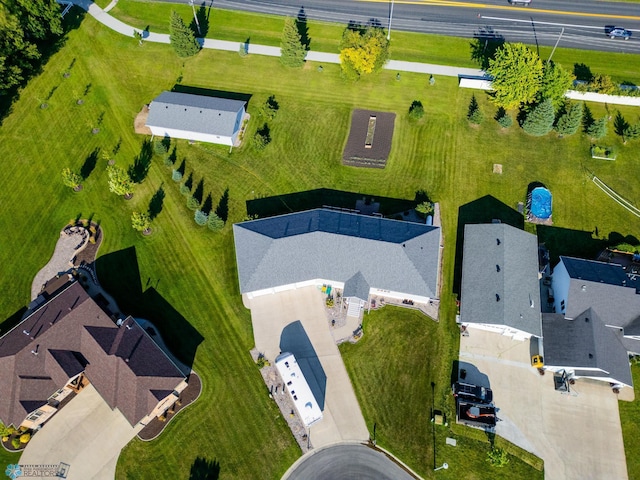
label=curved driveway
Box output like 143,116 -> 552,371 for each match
283,443 -> 416,480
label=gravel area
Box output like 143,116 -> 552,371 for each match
31,226 -> 88,300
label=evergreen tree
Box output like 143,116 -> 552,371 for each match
623,123 -> 640,143
194,209 -> 209,226
467,95 -> 483,124
495,107 -> 513,128
587,117 -> 607,140
280,17 -> 306,67
207,212 -> 224,231
521,98 -> 555,136
408,101 -> 424,120
169,11 -> 200,58
554,101 -> 583,136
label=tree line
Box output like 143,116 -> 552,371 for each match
0,0 -> 63,101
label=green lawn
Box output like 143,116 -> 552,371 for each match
0,6 -> 640,480
110,0 -> 640,84
619,363 -> 640,479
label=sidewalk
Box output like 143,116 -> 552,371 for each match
69,0 -> 484,78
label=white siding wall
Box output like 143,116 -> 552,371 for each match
148,126 -> 233,146
246,279 -> 345,299
552,260 -> 571,316
464,323 -> 532,340
369,288 -> 430,304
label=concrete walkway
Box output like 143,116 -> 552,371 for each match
69,0 -> 484,78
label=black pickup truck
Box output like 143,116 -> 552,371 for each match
452,382 -> 493,404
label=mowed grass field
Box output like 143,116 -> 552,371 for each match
0,5 -> 640,480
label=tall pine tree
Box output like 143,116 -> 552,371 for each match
554,101 -> 583,137
522,98 -> 555,136
587,117 -> 608,140
280,17 -> 306,67
169,11 -> 200,58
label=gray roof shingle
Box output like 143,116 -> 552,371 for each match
146,91 -> 245,138
233,209 -> 441,299
460,223 -> 542,337
542,310 -> 632,386
560,257 -> 640,328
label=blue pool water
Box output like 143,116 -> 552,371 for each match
531,187 -> 552,219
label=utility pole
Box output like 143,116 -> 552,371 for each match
189,0 -> 201,36
387,0 -> 395,41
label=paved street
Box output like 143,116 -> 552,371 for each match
283,443 -> 416,480
459,328 -> 628,480
246,287 -> 369,448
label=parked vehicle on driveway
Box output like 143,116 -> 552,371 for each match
452,382 -> 493,404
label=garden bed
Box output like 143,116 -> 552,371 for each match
591,146 -> 617,160
343,110 -> 395,168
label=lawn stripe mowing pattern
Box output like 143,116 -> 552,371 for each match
0,8 -> 639,480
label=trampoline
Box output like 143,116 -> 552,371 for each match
529,187 -> 552,220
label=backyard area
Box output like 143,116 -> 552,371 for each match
0,5 -> 640,480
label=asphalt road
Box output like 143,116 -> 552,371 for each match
163,0 -> 640,53
283,443 -> 417,480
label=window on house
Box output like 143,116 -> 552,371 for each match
26,410 -> 44,421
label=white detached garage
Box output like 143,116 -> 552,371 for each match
145,91 -> 247,147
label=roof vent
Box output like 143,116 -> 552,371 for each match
496,265 -> 500,272
22,330 -> 30,336
581,285 -> 587,291
588,353 -> 593,359
496,239 -> 501,246
585,317 -> 589,322
496,294 -> 500,302
125,324 -> 132,330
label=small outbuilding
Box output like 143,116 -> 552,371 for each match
145,91 -> 247,147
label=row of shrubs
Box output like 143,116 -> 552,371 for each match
156,140 -> 226,231
0,423 -> 31,450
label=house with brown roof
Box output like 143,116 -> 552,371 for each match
0,279 -> 187,429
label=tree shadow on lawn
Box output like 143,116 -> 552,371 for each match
453,195 -> 524,296
190,3 -> 211,38
470,28 -> 505,70
80,147 -> 100,180
296,6 -> 311,50
189,456 -> 220,480
95,246 -> 203,372
215,188 -> 229,222
129,139 -> 153,183
536,225 -> 608,267
246,188 -> 417,219
148,185 -> 165,220
171,85 -> 252,105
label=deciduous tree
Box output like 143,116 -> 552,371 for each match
487,43 -> 543,109
7,0 -> 63,41
169,11 -> 200,58
107,165 -> 134,196
280,17 -> 306,67
131,212 -> 151,233
61,168 -> 82,190
539,61 -> 574,110
339,26 -> 389,79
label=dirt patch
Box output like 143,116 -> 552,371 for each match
134,105 -> 152,135
342,109 -> 395,168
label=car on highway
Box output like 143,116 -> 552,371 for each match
508,0 -> 532,5
606,27 -> 632,40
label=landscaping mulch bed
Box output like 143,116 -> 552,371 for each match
134,105 -> 152,135
342,109 -> 395,168
137,372 -> 202,441
73,222 -> 102,267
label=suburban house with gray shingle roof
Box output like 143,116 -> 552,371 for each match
0,279 -> 187,429
233,208 -> 441,308
145,91 -> 246,147
460,223 -> 542,340
542,256 -> 640,388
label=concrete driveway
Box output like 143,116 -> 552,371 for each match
459,328 -> 628,480
20,384 -> 141,480
246,286 -> 369,448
